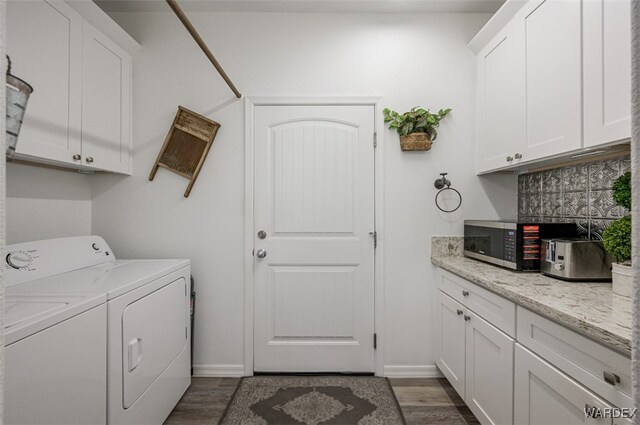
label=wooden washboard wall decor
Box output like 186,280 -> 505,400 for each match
149,106 -> 220,197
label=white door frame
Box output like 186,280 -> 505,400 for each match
244,97 -> 385,376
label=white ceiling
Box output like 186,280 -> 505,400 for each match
94,0 -> 504,14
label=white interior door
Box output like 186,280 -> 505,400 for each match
253,104 -> 375,373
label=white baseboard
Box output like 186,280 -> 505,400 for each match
193,364 -> 442,378
383,365 -> 444,378
193,364 -> 245,377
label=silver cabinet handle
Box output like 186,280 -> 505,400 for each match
506,156 -> 514,162
456,309 -> 463,316
85,157 -> 94,164
464,315 -> 471,322
462,290 -> 470,297
515,153 -> 523,159
603,371 -> 620,386
256,249 -> 267,259
73,154 -> 81,161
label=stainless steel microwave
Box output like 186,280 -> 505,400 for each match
463,220 -> 579,271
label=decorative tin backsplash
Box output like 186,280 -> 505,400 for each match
517,155 -> 631,240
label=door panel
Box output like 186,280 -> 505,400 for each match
7,0 -> 82,164
254,105 -> 375,372
583,0 -> 631,147
514,345 -> 613,425
122,278 -> 187,408
435,291 -> 466,397
477,21 -> 525,172
523,0 -> 582,159
82,22 -> 132,173
465,310 -> 514,425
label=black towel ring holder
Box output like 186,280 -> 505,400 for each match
434,173 -> 463,213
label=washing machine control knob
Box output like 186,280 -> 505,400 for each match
92,243 -> 100,251
6,252 -> 31,269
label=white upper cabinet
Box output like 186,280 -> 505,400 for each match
583,0 -> 632,148
81,22 -> 132,174
472,0 -> 631,173
522,0 -> 582,159
7,0 -> 82,166
6,0 -> 137,174
476,21 -> 525,172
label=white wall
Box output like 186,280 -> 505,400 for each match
91,11 -> 517,376
6,163 -> 92,244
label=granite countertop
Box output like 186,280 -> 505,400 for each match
431,237 -> 632,356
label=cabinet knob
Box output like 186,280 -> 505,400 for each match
462,290 -> 470,297
515,153 -> 522,159
85,157 -> 94,164
456,309 -> 463,316
506,156 -> 514,162
603,371 -> 620,386
73,154 -> 81,161
464,315 -> 471,322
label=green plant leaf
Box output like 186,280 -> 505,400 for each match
612,171 -> 631,210
383,105 -> 452,137
602,215 -> 632,263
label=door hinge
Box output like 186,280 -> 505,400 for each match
373,132 -> 377,148
369,231 -> 377,249
374,333 -> 377,350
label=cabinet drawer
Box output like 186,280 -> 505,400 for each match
515,344 -> 613,425
517,307 -> 632,409
438,270 -> 516,337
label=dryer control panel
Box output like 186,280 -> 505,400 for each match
5,236 -> 115,287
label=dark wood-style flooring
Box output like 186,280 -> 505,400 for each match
164,377 -> 480,425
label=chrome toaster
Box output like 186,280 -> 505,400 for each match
541,239 -> 613,281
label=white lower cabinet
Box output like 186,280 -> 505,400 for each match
435,290 -> 467,396
514,344 -> 613,425
435,290 -> 514,425
434,269 -> 634,425
466,309 -> 514,425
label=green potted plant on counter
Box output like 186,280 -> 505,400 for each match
602,171 -> 632,297
383,106 -> 452,151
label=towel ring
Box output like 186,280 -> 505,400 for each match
434,173 -> 462,213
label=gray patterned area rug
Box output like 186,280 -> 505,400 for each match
218,376 -> 406,425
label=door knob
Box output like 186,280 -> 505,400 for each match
462,290 -> 470,297
515,153 -> 523,159
85,157 -> 94,164
456,309 -> 463,316
506,156 -> 514,162
464,315 -> 471,322
256,249 -> 267,259
257,230 -> 267,239
73,154 -> 81,161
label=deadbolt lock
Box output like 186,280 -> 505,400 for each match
257,230 -> 267,239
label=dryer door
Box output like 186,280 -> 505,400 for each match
122,277 -> 187,409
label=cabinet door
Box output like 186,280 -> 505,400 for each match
7,0 -> 82,165
583,0 -> 631,147
435,291 -> 466,398
476,21 -> 525,173
514,344 -> 613,425
465,311 -> 514,425
81,22 -> 132,174
522,0 -> 582,160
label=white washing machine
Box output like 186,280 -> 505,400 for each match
5,236 -> 191,425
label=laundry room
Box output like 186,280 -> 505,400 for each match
1,0 -> 639,424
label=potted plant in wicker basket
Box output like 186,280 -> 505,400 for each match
602,172 -> 632,297
383,106 -> 452,151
